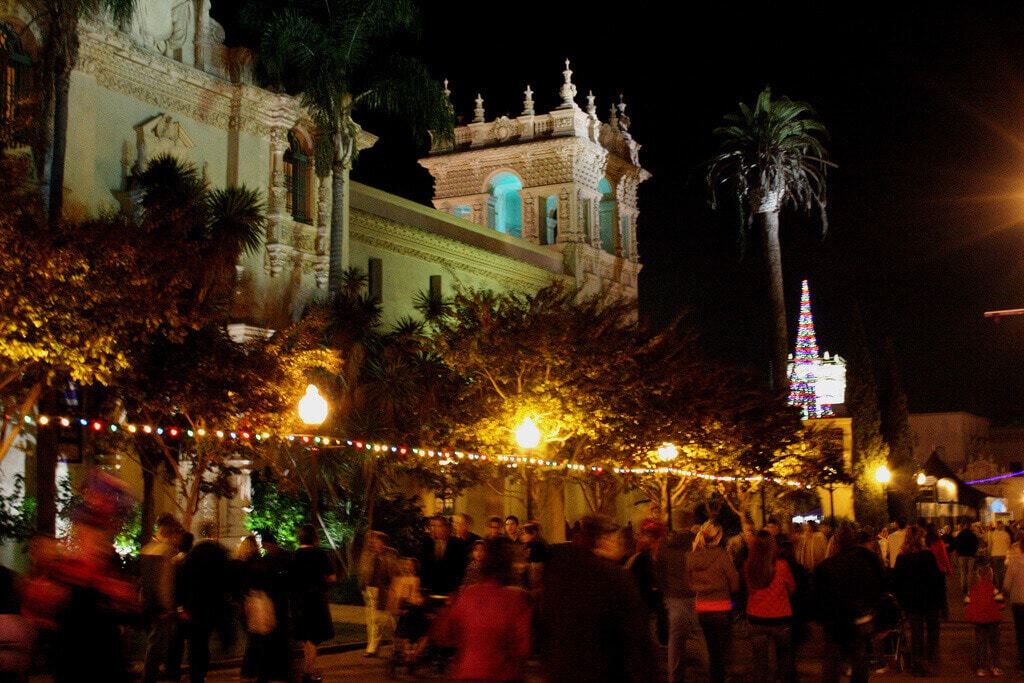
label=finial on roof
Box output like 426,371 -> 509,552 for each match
443,78 -> 451,99
523,85 -> 535,116
557,58 -> 578,110
473,93 -> 485,123
609,102 -> 618,128
586,90 -> 597,118
616,93 -> 631,137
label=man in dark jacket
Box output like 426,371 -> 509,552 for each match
419,515 -> 468,596
140,514 -> 184,683
813,525 -> 886,683
655,513 -> 704,683
540,514 -> 654,683
954,522 -> 980,599
178,520 -> 233,683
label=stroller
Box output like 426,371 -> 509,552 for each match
870,592 -> 911,673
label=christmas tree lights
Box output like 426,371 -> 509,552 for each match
788,280 -> 835,419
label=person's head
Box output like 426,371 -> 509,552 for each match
297,523 -> 319,547
366,530 -> 388,553
452,513 -> 474,538
155,513 -> 182,544
470,539 -> 486,563
479,536 -> 518,585
486,516 -> 504,538
504,515 -> 520,538
428,515 -> 452,541
899,524 -> 925,555
693,520 -> 724,550
878,526 -> 889,538
924,522 -> 940,545
179,531 -> 194,553
765,519 -> 780,537
522,521 -> 543,543
237,534 -> 260,562
745,530 -> 778,590
977,563 -> 994,583
199,519 -> 219,540
831,523 -> 857,554
573,514 -> 625,560
806,519 -> 818,532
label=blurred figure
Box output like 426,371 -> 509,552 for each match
419,515 -> 467,597
139,513 -> 184,683
236,533 -> 273,683
52,469 -> 139,683
289,524 -> 336,682
434,537 -> 532,681
796,520 -> 827,572
687,520 -> 740,683
966,564 -> 1004,677
655,513 -> 704,683
254,529 -> 290,682
813,522 -> 885,683
520,522 -> 550,598
990,521 -> 1013,589
0,562 -> 32,683
165,530 -> 194,683
388,557 -> 429,665
452,514 -> 481,544
179,519 -> 233,683
461,540 -> 487,587
955,521 -> 980,598
893,525 -> 944,676
357,530 -> 397,658
743,530 -> 796,683
485,517 -> 504,539
540,514 -> 654,683
1002,532 -> 1024,673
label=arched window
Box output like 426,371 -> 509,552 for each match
283,131 -> 312,223
487,172 -> 522,237
1,22 -> 31,127
598,178 -> 616,253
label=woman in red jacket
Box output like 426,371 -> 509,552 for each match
744,530 -> 797,683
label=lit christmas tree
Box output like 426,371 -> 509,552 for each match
788,280 -> 835,419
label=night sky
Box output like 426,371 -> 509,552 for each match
219,1 -> 1024,423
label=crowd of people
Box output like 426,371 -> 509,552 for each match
7,490 -> 1024,682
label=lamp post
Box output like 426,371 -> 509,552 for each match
515,417 -> 541,520
875,464 -> 891,524
298,384 -> 328,521
658,443 -> 679,530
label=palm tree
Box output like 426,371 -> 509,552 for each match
245,0 -> 454,293
24,0 -> 138,222
706,86 -> 832,394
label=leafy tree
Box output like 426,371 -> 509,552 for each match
880,337 -> 917,523
707,86 -> 832,393
242,0 -> 454,292
846,307 -> 890,527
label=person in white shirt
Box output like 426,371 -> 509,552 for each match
877,525 -> 890,567
989,521 -> 1013,588
887,521 -> 908,570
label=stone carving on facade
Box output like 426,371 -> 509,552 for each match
264,242 -> 294,278
134,113 -> 195,169
129,0 -> 194,61
492,116 -> 516,143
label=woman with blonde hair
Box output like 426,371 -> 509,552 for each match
686,520 -> 739,683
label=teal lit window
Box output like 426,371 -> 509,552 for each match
487,172 -> 522,237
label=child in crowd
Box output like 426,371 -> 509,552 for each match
388,557 -> 429,664
965,563 -> 1005,677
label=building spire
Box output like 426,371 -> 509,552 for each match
557,58 -> 578,110
523,85 -> 535,116
473,93 -> 485,123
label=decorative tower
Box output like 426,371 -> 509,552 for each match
788,280 -> 836,419
418,61 -> 650,301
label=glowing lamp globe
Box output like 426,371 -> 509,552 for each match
515,417 -> 541,449
657,443 -> 679,462
874,465 -> 891,484
298,385 -> 328,426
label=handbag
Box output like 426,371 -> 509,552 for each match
244,589 -> 276,635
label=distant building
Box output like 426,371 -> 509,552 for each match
787,280 -> 846,418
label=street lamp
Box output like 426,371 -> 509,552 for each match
515,417 -> 541,519
298,384 -> 328,521
658,442 -> 679,530
875,464 -> 891,524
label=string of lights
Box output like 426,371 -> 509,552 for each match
10,412 -> 809,486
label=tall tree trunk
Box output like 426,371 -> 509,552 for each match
48,70 -> 69,223
139,450 -> 156,546
35,388 -> 59,536
758,209 -> 788,394
327,114 -> 358,294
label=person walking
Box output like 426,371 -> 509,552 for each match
655,516 -> 705,683
966,563 -> 1005,677
893,524 -> 945,676
139,514 -> 184,683
178,520 -> 234,683
743,530 -> 797,683
926,522 -> 953,619
357,530 -> 397,658
539,514 -> 654,683
433,536 -> 532,681
1002,536 -> 1024,675
686,520 -> 739,683
290,524 -> 337,683
253,530 -> 291,682
813,524 -> 886,683
989,521 -> 1013,590
957,522 -> 981,597
796,520 -> 827,573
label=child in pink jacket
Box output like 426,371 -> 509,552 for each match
965,564 -> 1005,677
